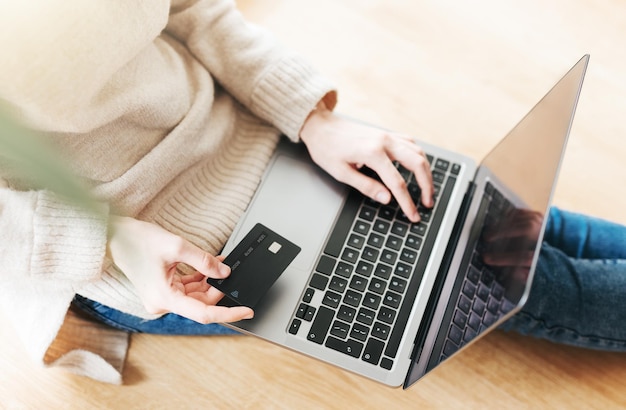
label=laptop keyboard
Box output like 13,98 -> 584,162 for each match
288,155 -> 460,371
438,181 -> 517,362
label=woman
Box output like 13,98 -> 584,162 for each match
0,0 -> 433,383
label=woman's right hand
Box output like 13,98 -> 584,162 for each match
106,216 -> 254,324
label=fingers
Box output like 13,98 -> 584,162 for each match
175,239 -> 231,279
165,291 -> 254,324
350,133 -> 434,223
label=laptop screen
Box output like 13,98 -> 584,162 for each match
476,55 -> 589,307
405,55 -> 589,389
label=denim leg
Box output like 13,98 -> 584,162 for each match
72,295 -> 240,336
502,209 -> 626,351
545,207 -> 626,260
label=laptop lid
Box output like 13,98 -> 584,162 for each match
404,55 -> 590,388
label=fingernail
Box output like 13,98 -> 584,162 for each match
244,311 -> 254,320
376,191 -> 390,204
412,211 -> 420,222
219,263 -> 231,277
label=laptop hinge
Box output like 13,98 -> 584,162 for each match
403,180 -> 476,388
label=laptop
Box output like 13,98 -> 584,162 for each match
219,55 -> 589,389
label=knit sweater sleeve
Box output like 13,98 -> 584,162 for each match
0,188 -> 108,286
166,0 -> 337,141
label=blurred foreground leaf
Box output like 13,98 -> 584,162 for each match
0,106 -> 101,214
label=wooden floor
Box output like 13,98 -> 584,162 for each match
2,0 -> 626,408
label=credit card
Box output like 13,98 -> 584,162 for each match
207,223 -> 301,308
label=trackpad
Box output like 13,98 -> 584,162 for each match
227,150 -> 346,273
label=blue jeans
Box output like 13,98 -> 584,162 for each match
74,207 -> 626,349
500,207 -> 626,351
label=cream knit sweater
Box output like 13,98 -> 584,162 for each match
0,0 -> 336,383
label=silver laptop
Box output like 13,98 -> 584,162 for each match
219,55 -> 589,388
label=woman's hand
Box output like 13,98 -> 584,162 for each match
300,102 -> 433,223
107,216 -> 254,324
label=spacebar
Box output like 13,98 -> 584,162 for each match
323,190 -> 361,258
384,176 -> 457,358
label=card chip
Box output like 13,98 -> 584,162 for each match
268,241 -> 282,254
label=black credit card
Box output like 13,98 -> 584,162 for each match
207,223 -> 301,308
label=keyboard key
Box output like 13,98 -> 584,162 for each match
399,248 -> 418,264
451,163 -> 461,175
385,235 -> 402,251
372,322 -> 391,340
302,288 -> 315,303
335,261 -> 353,278
359,206 -> 376,221
363,292 -> 381,310
453,310 -> 467,329
307,306 -> 333,344
405,235 -> 422,250
347,233 -> 365,249
432,170 -> 445,184
341,248 -> 359,264
458,295 -> 471,314
391,221 -> 408,237
316,255 -> 336,276
322,291 -> 342,309
310,273 -> 328,291
467,266 -> 481,284
383,291 -> 401,309
487,297 -> 501,314
377,306 -> 396,324
372,219 -> 391,234
418,208 -> 432,222
343,290 -> 362,307
443,340 -> 458,357
349,275 -> 368,292
362,246 -> 379,263
462,280 -> 476,299
296,304 -> 309,319
326,336 -> 363,358
356,308 -> 376,325
483,311 -> 497,327
463,326 -> 477,343
380,357 -> 394,370
492,283 -> 505,301
367,232 -> 385,249
477,283 -> 490,301
410,222 -> 427,236
356,260 -> 374,277
434,158 -> 450,171
378,206 -> 396,221
472,298 -> 486,316
468,312 -> 481,331
389,277 -> 407,294
329,276 -> 348,293
289,319 -> 301,335
337,305 -> 356,323
407,182 -> 421,203
368,277 -> 387,295
350,323 -> 370,342
374,263 -> 392,279
330,320 -> 350,339
363,338 -> 385,365
354,220 -> 371,235
394,262 -> 412,278
380,249 -> 398,265
448,324 -> 463,345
